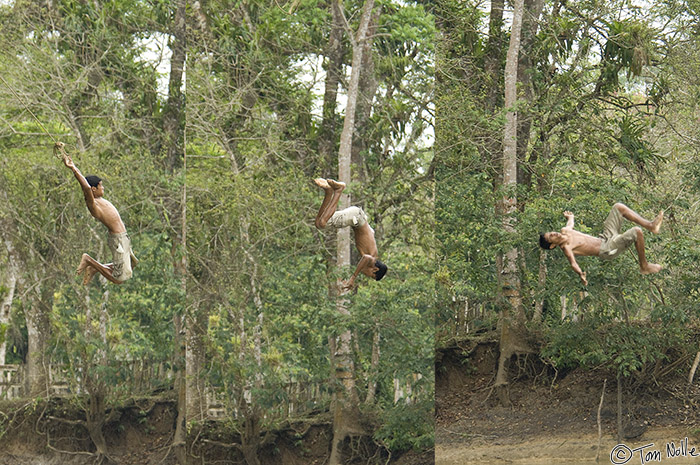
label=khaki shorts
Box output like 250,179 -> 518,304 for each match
326,206 -> 368,229
108,232 -> 134,282
598,207 -> 638,260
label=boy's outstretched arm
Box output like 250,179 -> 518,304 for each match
341,254 -> 376,291
62,149 -> 96,213
563,210 -> 575,229
563,247 -> 587,285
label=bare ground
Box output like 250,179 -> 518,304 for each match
436,341 -> 700,465
437,428 -> 700,465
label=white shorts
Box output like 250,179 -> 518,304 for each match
326,206 -> 368,229
108,232 -> 134,282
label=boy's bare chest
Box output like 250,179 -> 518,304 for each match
567,230 -> 602,256
92,199 -> 125,232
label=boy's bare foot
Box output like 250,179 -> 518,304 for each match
650,211 -> 663,234
313,178 -> 330,190
83,267 -> 99,285
327,179 -> 346,192
641,263 -> 662,274
76,253 -> 90,275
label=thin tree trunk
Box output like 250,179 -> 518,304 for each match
330,2 -> 375,463
25,268 -> 50,398
163,0 -> 186,171
532,249 -> 546,323
237,217 -> 267,465
185,173 -> 206,424
0,241 -> 18,365
485,0 -> 505,112
83,286 -> 112,463
485,0 -> 505,183
185,310 -> 207,422
596,379 -> 607,463
617,372 -> 623,443
319,0 -> 345,172
515,0 -> 545,188
191,0 -> 209,35
689,352 -> 700,385
364,326 -> 380,405
174,134 -> 188,465
351,9 -> 380,185
319,0 -> 342,339
495,0 -> 528,406
173,314 -> 187,465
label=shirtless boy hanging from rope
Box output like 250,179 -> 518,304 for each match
314,178 -> 387,290
60,142 -> 137,285
539,203 -> 663,285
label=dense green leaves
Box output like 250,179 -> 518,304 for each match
435,0 -> 700,389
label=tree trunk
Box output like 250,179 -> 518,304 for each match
495,0 -> 529,406
173,313 -> 187,465
484,0 -> 505,113
319,0 -> 345,172
689,352 -> 700,385
532,249 -> 547,323
0,240 -> 18,365
364,326 -> 380,405
25,276 -> 50,397
185,309 -> 207,422
351,9 -> 380,185
516,0 -> 545,189
485,0 -> 505,184
163,0 -> 186,172
319,0 -> 342,331
84,287 -> 111,463
239,410 -> 263,465
185,203 -> 206,422
237,216 -> 266,465
329,2 -> 375,464
85,390 -> 110,460
173,141 -> 188,464
617,372 -> 623,443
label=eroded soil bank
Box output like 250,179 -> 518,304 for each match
0,397 -> 432,465
436,342 -> 700,465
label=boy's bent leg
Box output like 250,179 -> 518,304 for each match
314,178 -> 345,229
77,254 -> 123,285
614,203 -> 663,234
631,228 -> 662,274
314,178 -> 334,228
82,266 -> 99,285
326,180 -> 345,215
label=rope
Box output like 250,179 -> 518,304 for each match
0,74 -> 59,146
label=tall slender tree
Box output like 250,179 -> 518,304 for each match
495,0 -> 531,406
330,1 -> 376,463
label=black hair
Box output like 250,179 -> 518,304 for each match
539,233 -> 553,250
85,175 -> 102,188
374,260 -> 388,281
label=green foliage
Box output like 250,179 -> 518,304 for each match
434,0 -> 700,405
542,316 -> 690,376
0,1 -> 184,439
373,397 -> 434,452
185,0 -> 435,451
